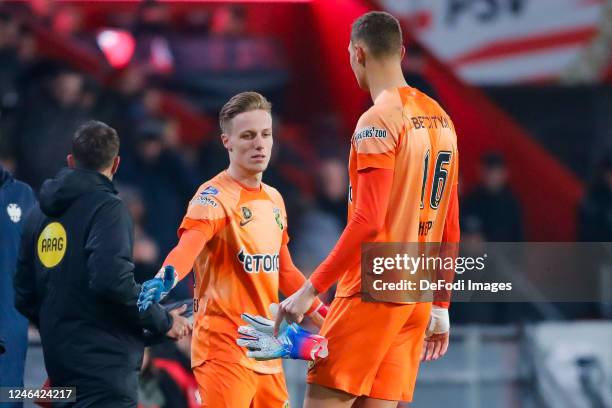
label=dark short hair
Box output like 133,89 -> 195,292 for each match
351,11 -> 403,58
219,91 -> 272,133
72,121 -> 119,171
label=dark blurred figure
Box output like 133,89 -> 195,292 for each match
138,346 -> 196,408
0,14 -> 25,166
462,152 -> 523,242
134,1 -> 173,36
0,11 -> 20,108
0,164 -> 36,405
401,44 -> 436,98
97,64 -> 148,154
314,157 -> 348,225
145,334 -> 199,408
292,157 -> 346,303
16,66 -> 86,189
117,119 -> 198,301
117,183 -> 160,284
198,132 -> 228,180
578,155 -> 612,241
179,9 -> 211,35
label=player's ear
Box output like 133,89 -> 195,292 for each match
221,133 -> 232,152
356,45 -> 366,66
400,45 -> 406,61
110,156 -> 120,175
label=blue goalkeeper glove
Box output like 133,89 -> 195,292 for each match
237,312 -> 328,361
137,265 -> 178,312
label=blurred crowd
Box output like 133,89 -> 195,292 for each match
0,6 -> 348,295
2,3 -> 611,306
1,4 -> 612,406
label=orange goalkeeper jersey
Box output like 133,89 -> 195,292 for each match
332,86 -> 459,298
178,171 -> 291,374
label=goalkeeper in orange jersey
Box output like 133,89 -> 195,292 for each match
137,91 -> 327,408
272,11 -> 460,408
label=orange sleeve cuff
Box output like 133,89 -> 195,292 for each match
356,153 -> 394,171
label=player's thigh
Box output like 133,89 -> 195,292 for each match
193,360 -> 257,408
352,396 -> 403,408
252,371 -> 290,408
307,296 -> 415,397
369,302 -> 431,402
304,383 -> 357,408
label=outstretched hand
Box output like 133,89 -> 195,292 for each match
273,281 -> 317,336
237,305 -> 328,361
137,265 -> 178,312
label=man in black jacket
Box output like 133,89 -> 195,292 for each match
14,121 -> 191,407
462,152 -> 524,242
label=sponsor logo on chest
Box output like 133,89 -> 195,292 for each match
193,186 -> 220,207
237,248 -> 279,273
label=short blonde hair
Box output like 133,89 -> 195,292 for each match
219,91 -> 272,133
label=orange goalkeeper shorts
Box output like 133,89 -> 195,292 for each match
193,359 -> 289,408
306,295 -> 431,402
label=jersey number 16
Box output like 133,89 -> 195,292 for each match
419,150 -> 452,210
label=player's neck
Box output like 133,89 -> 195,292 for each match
226,164 -> 262,190
367,64 -> 408,102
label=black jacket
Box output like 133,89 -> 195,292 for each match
462,185 -> 524,242
14,168 -> 172,407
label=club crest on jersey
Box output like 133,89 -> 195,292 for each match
7,203 -> 22,223
237,248 -> 279,273
239,206 -> 253,227
273,208 -> 284,230
353,126 -> 387,145
241,206 -> 252,220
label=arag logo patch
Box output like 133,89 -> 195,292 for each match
37,222 -> 67,268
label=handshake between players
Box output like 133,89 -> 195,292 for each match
137,265 -> 449,364
138,265 -> 329,362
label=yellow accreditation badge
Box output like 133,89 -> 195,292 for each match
37,222 -> 67,268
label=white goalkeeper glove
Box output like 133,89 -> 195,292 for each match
426,305 -> 450,337
237,305 -> 328,361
